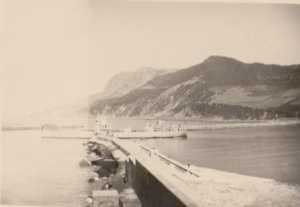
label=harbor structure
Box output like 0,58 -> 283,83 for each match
85,132 -> 300,207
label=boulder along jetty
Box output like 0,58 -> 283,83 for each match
79,133 -> 300,207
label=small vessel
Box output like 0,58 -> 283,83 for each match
94,113 -> 112,136
114,120 -> 187,139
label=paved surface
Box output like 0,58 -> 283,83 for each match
101,136 -> 300,207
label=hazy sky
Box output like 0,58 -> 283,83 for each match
2,0 -> 300,121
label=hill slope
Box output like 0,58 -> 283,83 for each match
90,56 -> 300,119
89,67 -> 166,102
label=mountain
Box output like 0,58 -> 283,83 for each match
89,56 -> 300,120
89,67 -> 167,102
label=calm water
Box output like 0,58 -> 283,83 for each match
1,130 -> 91,206
140,124 -> 300,185
1,121 -> 300,205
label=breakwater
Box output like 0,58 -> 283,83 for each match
83,135 -> 300,207
3,125 -> 300,206
82,138 -> 141,207
127,160 -> 187,207
82,136 -> 199,207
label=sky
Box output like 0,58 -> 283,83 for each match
2,0 -> 300,121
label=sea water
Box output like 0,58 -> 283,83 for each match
1,121 -> 300,205
1,130 -> 91,206
140,124 -> 300,185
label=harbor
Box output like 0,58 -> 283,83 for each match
2,118 -> 300,207
79,124 -> 300,207
66,116 -> 300,206
3,0 -> 300,206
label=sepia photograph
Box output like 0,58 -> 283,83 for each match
1,0 -> 300,206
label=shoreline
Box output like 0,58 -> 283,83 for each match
184,119 -> 300,130
3,117 -> 300,132
105,117 -> 300,131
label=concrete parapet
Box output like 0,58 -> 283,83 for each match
92,136 -> 300,207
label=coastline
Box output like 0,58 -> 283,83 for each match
3,116 -> 300,132
184,119 -> 300,130
2,123 -> 300,206
105,116 -> 300,130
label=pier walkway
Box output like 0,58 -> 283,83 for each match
99,135 -> 300,207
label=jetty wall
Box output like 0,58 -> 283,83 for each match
125,159 -> 186,207
95,136 -> 300,207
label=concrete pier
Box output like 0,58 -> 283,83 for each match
93,135 -> 300,207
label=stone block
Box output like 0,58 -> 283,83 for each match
92,190 -> 119,207
119,188 -> 141,207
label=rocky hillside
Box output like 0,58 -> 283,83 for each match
90,56 -> 300,119
89,67 -> 166,102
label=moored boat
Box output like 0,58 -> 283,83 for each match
114,120 -> 187,139
115,130 -> 187,139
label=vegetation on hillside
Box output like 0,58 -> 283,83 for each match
89,56 -> 300,120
